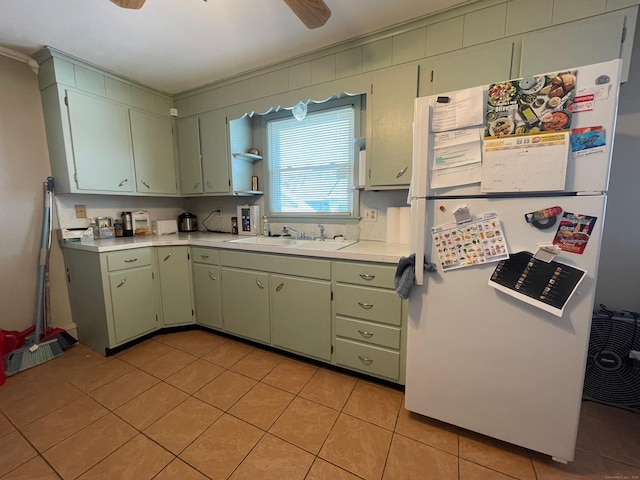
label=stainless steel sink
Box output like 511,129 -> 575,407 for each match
225,236 -> 356,251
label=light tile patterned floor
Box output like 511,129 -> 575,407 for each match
1,329 -> 639,479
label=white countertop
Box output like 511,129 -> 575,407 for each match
62,232 -> 411,264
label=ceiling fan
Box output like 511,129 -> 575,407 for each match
109,0 -> 331,29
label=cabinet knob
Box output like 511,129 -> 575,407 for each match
118,178 -> 129,187
359,273 -> 375,281
194,182 -> 200,190
256,279 -> 264,289
358,329 -> 374,338
395,166 -> 408,178
206,181 -> 213,189
141,180 -> 151,189
116,276 -> 128,288
200,255 -> 209,259
208,271 -> 217,281
358,355 -> 373,366
163,253 -> 172,262
358,302 -> 374,310
275,283 -> 284,292
124,258 -> 138,263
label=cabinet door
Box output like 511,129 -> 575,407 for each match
367,64 -> 418,189
193,263 -> 222,329
200,109 -> 231,194
108,266 -> 157,343
177,116 -> 204,195
66,90 -> 135,192
157,246 -> 194,326
221,267 -> 270,343
270,275 -> 331,361
130,109 -> 178,195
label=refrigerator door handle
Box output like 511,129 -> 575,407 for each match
411,198 -> 427,286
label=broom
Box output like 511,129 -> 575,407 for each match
4,178 -> 63,376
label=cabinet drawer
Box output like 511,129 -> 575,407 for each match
105,248 -> 152,272
334,284 -> 401,326
335,316 -> 400,349
333,261 -> 395,288
192,247 -> 219,265
334,338 -> 400,381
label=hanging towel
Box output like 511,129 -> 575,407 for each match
394,254 -> 437,299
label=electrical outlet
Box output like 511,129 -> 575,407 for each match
75,205 -> 87,218
363,208 -> 378,222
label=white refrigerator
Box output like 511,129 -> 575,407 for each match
405,59 -> 622,463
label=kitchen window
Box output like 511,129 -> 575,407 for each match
264,96 -> 360,220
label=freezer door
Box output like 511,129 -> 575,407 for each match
406,194 -> 606,462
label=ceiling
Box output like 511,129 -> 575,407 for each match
0,0 -> 475,95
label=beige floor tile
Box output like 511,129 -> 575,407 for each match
89,368 -> 160,410
144,397 -> 223,455
115,339 -> 174,367
172,333 -> 229,357
269,397 -> 339,454
459,433 -> 536,480
343,381 -> 403,431
299,369 -> 357,411
230,434 -> 314,480
262,358 -> 318,394
229,349 -> 283,380
319,413 -> 392,480
138,347 -> 198,379
305,458 -> 363,480
164,358 -> 225,394
180,414 -> 263,479
0,413 -> 15,439
77,434 -> 173,480
0,431 -> 37,477
64,357 -> 133,393
0,455 -> 60,480
460,458 -> 518,479
395,407 -> 459,455
228,382 -> 294,430
603,458 -> 640,477
2,381 -> 82,427
154,330 -> 209,348
42,413 -> 137,480
581,405 -> 640,467
201,340 -> 254,368
383,433 -> 458,480
20,394 -> 109,452
114,382 -> 189,430
194,370 -> 256,411
153,458 -> 210,480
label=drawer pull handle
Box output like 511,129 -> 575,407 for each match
141,180 -> 151,189
118,178 -> 129,187
396,166 -> 408,178
116,276 -> 128,288
208,272 -> 217,281
163,253 -> 172,262
123,258 -> 138,263
358,302 -> 374,309
358,330 -> 374,338
200,255 -> 209,259
193,182 -> 200,190
206,181 -> 213,189
358,355 -> 373,366
359,273 -> 375,281
275,283 -> 284,292
256,279 -> 264,289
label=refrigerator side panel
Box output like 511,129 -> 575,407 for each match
406,194 -> 606,461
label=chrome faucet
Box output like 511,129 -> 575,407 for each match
283,225 -> 300,240
318,224 -> 326,241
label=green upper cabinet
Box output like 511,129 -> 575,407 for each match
176,109 -> 231,195
64,89 -> 135,193
366,63 -> 418,189
130,109 -> 178,195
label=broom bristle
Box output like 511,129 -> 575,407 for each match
4,339 -> 63,376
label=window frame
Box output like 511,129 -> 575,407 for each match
260,95 -> 362,224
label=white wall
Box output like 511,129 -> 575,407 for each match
0,56 -> 72,332
594,18 -> 640,313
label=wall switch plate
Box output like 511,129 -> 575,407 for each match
75,205 -> 87,218
363,208 -> 378,222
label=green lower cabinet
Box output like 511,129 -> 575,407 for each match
220,267 -> 270,343
270,274 -> 331,361
156,246 -> 194,326
192,263 -> 222,329
108,266 -> 158,343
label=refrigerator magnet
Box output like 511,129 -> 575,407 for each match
524,206 -> 562,229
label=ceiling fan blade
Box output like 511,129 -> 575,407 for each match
109,0 -> 146,9
283,0 -> 331,29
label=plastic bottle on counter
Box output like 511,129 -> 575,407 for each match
262,216 -> 271,236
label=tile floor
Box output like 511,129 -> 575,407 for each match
1,329 -> 639,480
